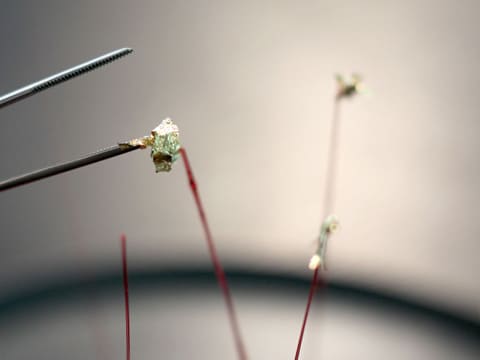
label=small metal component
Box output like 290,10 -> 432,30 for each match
121,118 -> 180,172
0,48 -> 133,110
308,215 -> 339,270
335,73 -> 364,99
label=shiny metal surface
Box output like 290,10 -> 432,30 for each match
0,47 -> 132,109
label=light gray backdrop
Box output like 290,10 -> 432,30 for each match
0,0 -> 478,358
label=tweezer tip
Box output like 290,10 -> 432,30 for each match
120,47 -> 134,54
110,47 -> 133,58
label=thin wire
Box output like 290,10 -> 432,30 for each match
294,97 -> 342,359
0,144 -> 139,192
294,268 -> 319,360
180,148 -> 248,360
323,99 -> 341,216
121,234 -> 131,360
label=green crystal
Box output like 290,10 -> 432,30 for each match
150,118 -> 180,172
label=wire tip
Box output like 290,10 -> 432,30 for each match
308,254 -> 321,270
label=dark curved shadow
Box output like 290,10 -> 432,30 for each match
0,267 -> 478,342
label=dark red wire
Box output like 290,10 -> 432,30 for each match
180,148 -> 248,360
294,268 -> 320,360
121,234 -> 131,360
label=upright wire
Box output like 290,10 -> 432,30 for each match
180,148 -> 248,360
121,234 -> 131,360
294,97 -> 342,360
294,268 -> 319,360
323,99 -> 341,216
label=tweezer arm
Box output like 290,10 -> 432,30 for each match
0,144 -> 139,192
0,48 -> 132,110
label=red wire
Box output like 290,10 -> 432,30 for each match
121,234 -> 131,360
294,268 -> 320,360
294,97 -> 341,358
180,148 -> 248,360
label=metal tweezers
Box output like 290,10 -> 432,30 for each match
0,48 -> 135,192
0,47 -> 132,109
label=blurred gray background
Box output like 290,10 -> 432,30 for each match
0,0 -> 479,359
